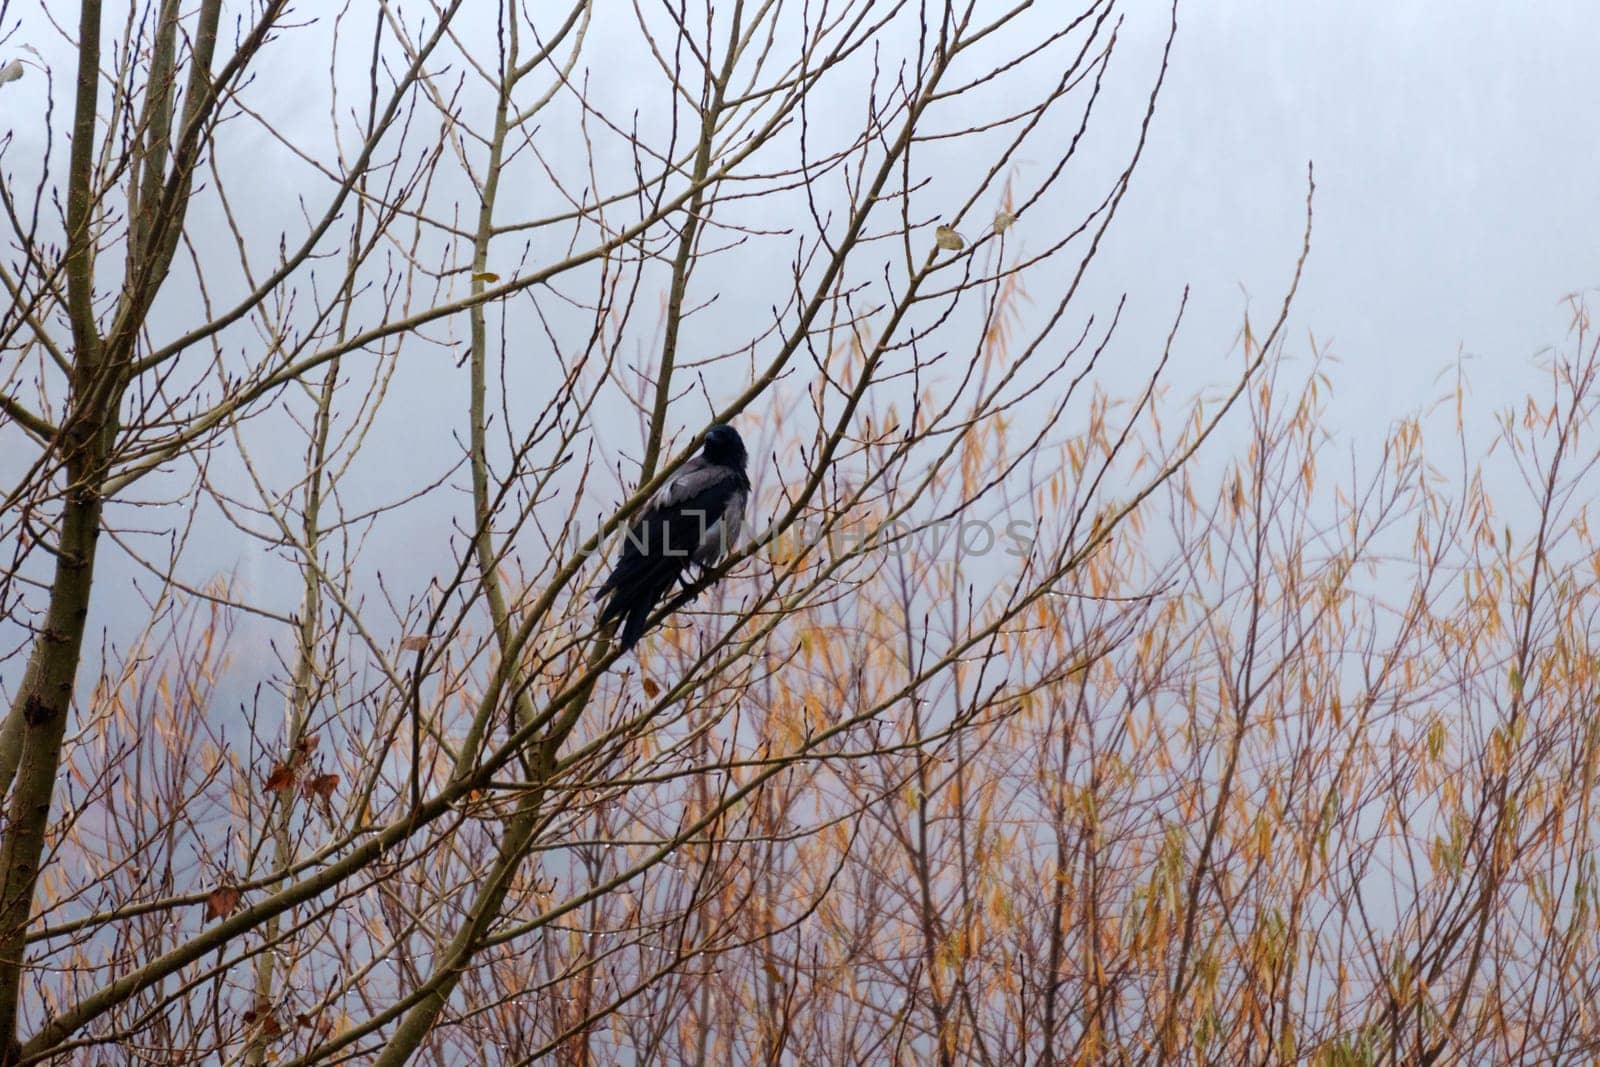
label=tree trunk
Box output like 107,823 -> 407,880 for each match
0,448 -> 106,1059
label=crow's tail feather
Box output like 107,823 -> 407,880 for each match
619,599 -> 654,652
602,567 -> 678,652
596,585 -> 626,626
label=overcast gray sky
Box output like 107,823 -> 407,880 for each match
1096,1 -> 1599,431
4,0 -> 1598,680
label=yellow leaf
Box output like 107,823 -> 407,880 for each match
934,225 -> 965,251
472,271 -> 501,284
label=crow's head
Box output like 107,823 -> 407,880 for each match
702,423 -> 747,470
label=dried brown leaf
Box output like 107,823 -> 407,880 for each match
206,884 -> 241,921
641,677 -> 661,699
263,764 -> 295,793
301,773 -> 340,802
399,634 -> 430,652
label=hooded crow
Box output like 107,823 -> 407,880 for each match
596,424 -> 751,652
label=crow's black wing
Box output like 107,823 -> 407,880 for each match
597,462 -> 749,650
597,459 -> 735,594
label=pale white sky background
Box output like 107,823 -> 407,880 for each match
3,1 -> 1599,687
1102,1 -> 1598,423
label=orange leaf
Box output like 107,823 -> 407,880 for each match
206,885 -> 241,921
641,677 -> 661,699
263,764 -> 295,793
